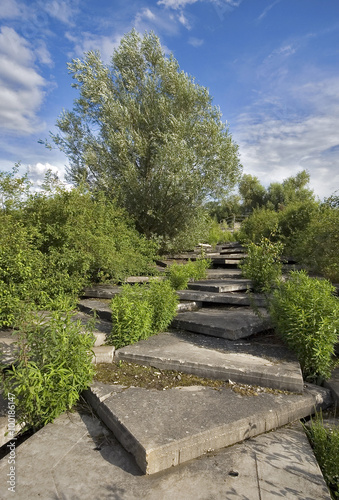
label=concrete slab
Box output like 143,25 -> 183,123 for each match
172,307 -> 271,340
0,411 -> 331,499
324,366 -> 339,407
78,298 -> 112,322
218,253 -> 247,259
177,301 -> 202,312
178,289 -> 267,307
92,346 -> 115,364
206,268 -> 243,279
211,257 -> 243,265
84,381 -> 331,474
187,279 -> 251,293
72,311 -> 112,346
115,331 -> 303,392
81,284 -> 121,298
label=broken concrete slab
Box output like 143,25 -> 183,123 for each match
115,330 -> 304,392
84,381 -> 331,474
78,299 -> 112,322
178,289 -> 267,307
172,307 -> 270,340
176,301 -> 202,312
219,253 -> 247,259
206,268 -> 243,279
92,346 -> 115,364
71,311 -> 112,346
81,284 -> 121,299
211,257 -> 243,265
187,279 -> 251,293
0,410 -> 331,499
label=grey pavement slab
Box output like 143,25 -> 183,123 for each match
178,289 -> 267,307
177,301 -> 202,312
0,410 -> 331,499
211,257 -> 243,265
84,381 -> 332,474
324,366 -> 339,406
218,253 -> 247,259
92,345 -> 115,364
72,311 -> 112,346
81,284 -> 121,298
172,307 -> 271,340
78,298 -> 113,322
115,331 -> 304,392
206,268 -> 243,279
187,279 -> 251,292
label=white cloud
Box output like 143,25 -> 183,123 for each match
133,7 -> 182,37
0,0 -> 21,19
178,11 -> 191,29
66,32 -> 122,62
257,0 -> 282,22
234,78 -> 339,199
0,27 -> 47,134
157,0 -> 198,8
42,0 -> 78,25
189,37 -> 204,47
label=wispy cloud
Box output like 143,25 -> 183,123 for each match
65,32 -> 122,62
189,36 -> 204,46
234,77 -> 339,198
257,0 -> 282,22
0,27 -> 48,134
157,0 -> 198,8
0,0 -> 21,19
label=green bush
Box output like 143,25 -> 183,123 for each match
109,280 -> 178,348
269,270 -> 339,383
207,219 -> 237,246
239,207 -> 279,244
304,412 -> 339,499
239,237 -> 283,293
1,311 -> 95,431
166,259 -> 211,290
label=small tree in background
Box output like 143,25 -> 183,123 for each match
51,29 -> 242,248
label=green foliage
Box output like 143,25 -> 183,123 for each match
1,311 -> 95,431
0,164 -> 31,212
109,280 -> 178,348
0,180 -> 157,326
239,237 -> 283,293
304,412 -> 339,499
51,29 -> 241,243
166,259 -> 211,290
239,174 -> 266,212
207,219 -> 237,246
269,271 -> 339,383
290,204 -> 339,282
239,207 -> 280,244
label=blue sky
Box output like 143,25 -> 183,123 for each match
1,0 -> 339,199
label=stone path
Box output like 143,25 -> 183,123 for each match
1,242 -> 338,498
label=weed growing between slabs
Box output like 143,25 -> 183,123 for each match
304,411 -> 339,499
94,361 -> 294,396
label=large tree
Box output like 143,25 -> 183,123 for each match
52,30 -> 241,241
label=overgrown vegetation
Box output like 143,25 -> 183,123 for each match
1,311 -> 95,431
0,169 -> 157,327
108,280 -> 179,348
166,258 -> 211,290
304,412 -> 339,499
269,271 -> 339,383
239,237 -> 283,293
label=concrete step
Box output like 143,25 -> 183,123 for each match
172,307 -> 271,340
178,289 -> 267,307
84,381 -> 332,475
0,409 -> 331,499
78,299 -> 112,322
115,330 -> 304,392
187,279 -> 251,293
206,268 -> 243,279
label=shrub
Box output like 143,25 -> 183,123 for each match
1,311 -> 95,431
239,237 -> 283,293
269,270 -> 339,383
166,259 -> 211,290
109,280 -> 178,348
207,219 -> 237,246
304,412 -> 339,499
238,207 -> 279,244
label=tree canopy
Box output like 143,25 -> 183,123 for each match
51,30 -> 242,243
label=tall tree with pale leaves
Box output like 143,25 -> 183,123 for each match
52,30 -> 242,243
